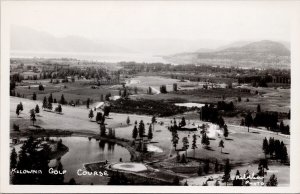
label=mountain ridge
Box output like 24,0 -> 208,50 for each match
164,40 -> 290,69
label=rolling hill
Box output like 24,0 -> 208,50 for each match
164,40 -> 290,69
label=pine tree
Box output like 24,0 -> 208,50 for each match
173,83 -> 178,92
266,174 -> 278,186
151,116 -> 156,131
218,116 -> 225,128
191,134 -> 197,157
10,148 -> 17,169
219,140 -> 224,153
257,104 -> 261,112
132,125 -> 138,140
281,145 -> 288,163
60,94 -> 66,105
48,101 -> 53,110
201,133 -> 207,147
103,106 -> 111,117
148,87 -> 152,94
245,112 -> 253,132
205,134 -> 210,148
262,137 -> 269,158
96,112 -> 103,123
35,104 -> 40,114
89,109 -> 94,120
126,116 -> 130,125
171,130 -> 179,151
48,93 -> 53,104
240,118 -> 245,126
19,102 -> 23,111
180,117 -> 186,127
32,92 -> 37,100
182,137 -> 189,156
42,97 -> 47,109
30,109 -> 36,126
148,125 -> 153,140
138,120 -> 145,138
269,137 -> 275,157
16,104 -> 21,117
223,124 -> 229,139
232,170 -> 243,186
223,159 -> 231,186
86,98 -> 90,109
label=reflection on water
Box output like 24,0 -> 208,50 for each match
12,136 -> 131,185
56,136 -> 130,185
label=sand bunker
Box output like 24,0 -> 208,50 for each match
147,144 -> 163,153
111,162 -> 148,172
207,124 -> 223,138
175,103 -> 205,108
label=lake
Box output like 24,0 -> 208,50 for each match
10,51 -> 171,64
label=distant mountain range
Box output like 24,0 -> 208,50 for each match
164,40 -> 290,69
11,26 -> 290,69
10,25 -> 131,53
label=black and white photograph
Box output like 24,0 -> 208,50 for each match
1,0 -> 300,193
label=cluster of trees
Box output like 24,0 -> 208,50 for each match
241,109 -> 290,135
87,107 -> 111,137
42,95 -> 63,114
197,159 -> 231,186
262,137 -> 289,163
10,73 -> 24,83
169,117 -> 187,131
40,65 -> 110,81
200,104 -> 220,124
111,99 -> 187,117
237,75 -> 273,87
132,120 -> 153,152
253,112 -> 279,130
10,137 -> 71,184
278,121 -> 290,135
119,62 -> 288,80
217,101 -> 234,111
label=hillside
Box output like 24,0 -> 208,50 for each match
164,40 -> 290,69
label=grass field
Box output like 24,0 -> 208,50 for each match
126,76 -> 290,114
11,97 -> 290,165
15,79 -> 120,103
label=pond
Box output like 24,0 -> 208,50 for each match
12,136 -> 131,185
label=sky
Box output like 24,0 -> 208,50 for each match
3,1 -> 292,54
